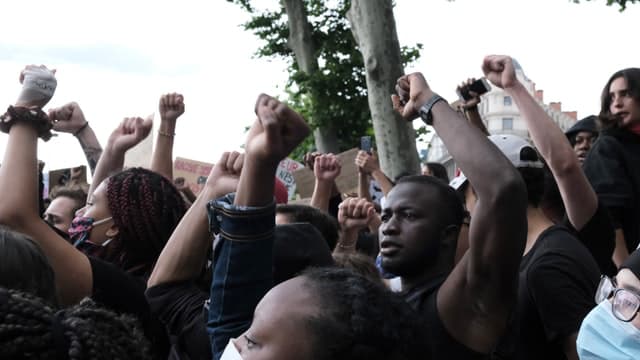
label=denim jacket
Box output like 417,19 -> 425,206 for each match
206,193 -> 275,360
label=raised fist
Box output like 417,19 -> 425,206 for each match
314,153 -> 341,182
16,65 -> 57,109
245,94 -> 311,164
482,55 -> 518,89
456,78 -> 482,110
159,93 -> 185,122
206,151 -> 244,196
391,72 -> 433,121
338,197 -> 377,233
303,151 -> 321,171
108,116 -> 153,155
355,150 -> 380,175
49,102 -> 87,134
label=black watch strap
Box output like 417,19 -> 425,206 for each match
419,94 -> 447,125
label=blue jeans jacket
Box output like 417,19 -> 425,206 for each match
206,194 -> 275,360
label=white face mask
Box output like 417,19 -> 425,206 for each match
220,339 -> 243,360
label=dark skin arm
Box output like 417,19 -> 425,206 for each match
393,69 -> 527,352
457,78 -> 489,136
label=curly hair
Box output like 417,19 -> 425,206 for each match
0,287 -> 151,360
105,167 -> 186,275
301,267 -> 427,360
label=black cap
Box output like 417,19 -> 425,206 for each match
565,115 -> 599,140
621,249 -> 640,280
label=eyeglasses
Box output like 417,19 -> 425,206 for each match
596,275 -> 640,322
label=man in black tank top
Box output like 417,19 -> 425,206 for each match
389,64 -> 528,358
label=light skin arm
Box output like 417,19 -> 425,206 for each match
498,58 -> 597,230
357,171 -> 372,201
355,150 -> 394,196
148,152 -> 243,287
393,69 -> 528,352
49,102 -> 102,174
334,197 -> 376,255
0,66 -> 92,305
87,116 -> 153,200
613,229 -> 629,267
151,93 -> 184,180
310,153 -> 341,212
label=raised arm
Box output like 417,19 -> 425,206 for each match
310,153 -> 341,212
491,56 -> 597,230
151,93 -> 184,180
0,66 -> 93,305
334,197 -> 376,255
49,102 -> 103,174
207,94 -> 310,358
393,70 -> 527,352
87,116 -> 152,199
355,150 -> 394,196
457,78 -> 490,136
148,152 -> 243,287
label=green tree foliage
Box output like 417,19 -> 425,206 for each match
228,0 -> 422,161
572,0 -> 636,11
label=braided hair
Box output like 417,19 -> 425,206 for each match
0,287 -> 151,360
105,167 -> 186,275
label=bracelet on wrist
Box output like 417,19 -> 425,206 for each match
73,122 -> 89,137
158,130 -> 175,138
0,105 -> 53,141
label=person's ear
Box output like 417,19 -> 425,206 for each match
105,224 -> 120,238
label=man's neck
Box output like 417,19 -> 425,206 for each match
524,206 -> 554,256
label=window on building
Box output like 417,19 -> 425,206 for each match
502,117 -> 514,130
503,96 -> 512,106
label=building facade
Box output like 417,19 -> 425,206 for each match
427,61 -> 578,179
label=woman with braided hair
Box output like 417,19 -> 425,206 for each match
0,65 -> 185,358
0,287 -> 151,360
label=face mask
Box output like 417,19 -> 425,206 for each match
220,339 -> 243,360
68,216 -> 113,253
577,300 -> 640,359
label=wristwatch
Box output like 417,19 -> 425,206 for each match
418,93 -> 447,125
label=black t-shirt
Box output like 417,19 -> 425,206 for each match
145,281 -> 211,360
493,226 -> 599,360
584,128 -> 640,251
89,257 -> 170,359
402,275 -> 488,359
562,202 -> 616,276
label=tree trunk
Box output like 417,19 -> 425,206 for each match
347,0 -> 420,179
283,0 -> 340,154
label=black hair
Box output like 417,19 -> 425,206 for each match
105,167 -> 187,275
276,204 -> 340,250
0,287 -> 151,360
517,147 -> 545,207
301,267 -> 426,360
600,68 -> 640,129
395,175 -> 465,229
333,252 -> 383,285
0,227 -> 57,305
425,162 -> 450,183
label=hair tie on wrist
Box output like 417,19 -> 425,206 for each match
73,122 -> 89,136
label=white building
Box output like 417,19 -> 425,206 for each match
427,60 -> 578,179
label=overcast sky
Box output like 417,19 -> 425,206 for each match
0,0 -> 637,171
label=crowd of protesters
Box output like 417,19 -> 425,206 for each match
0,55 -> 637,360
